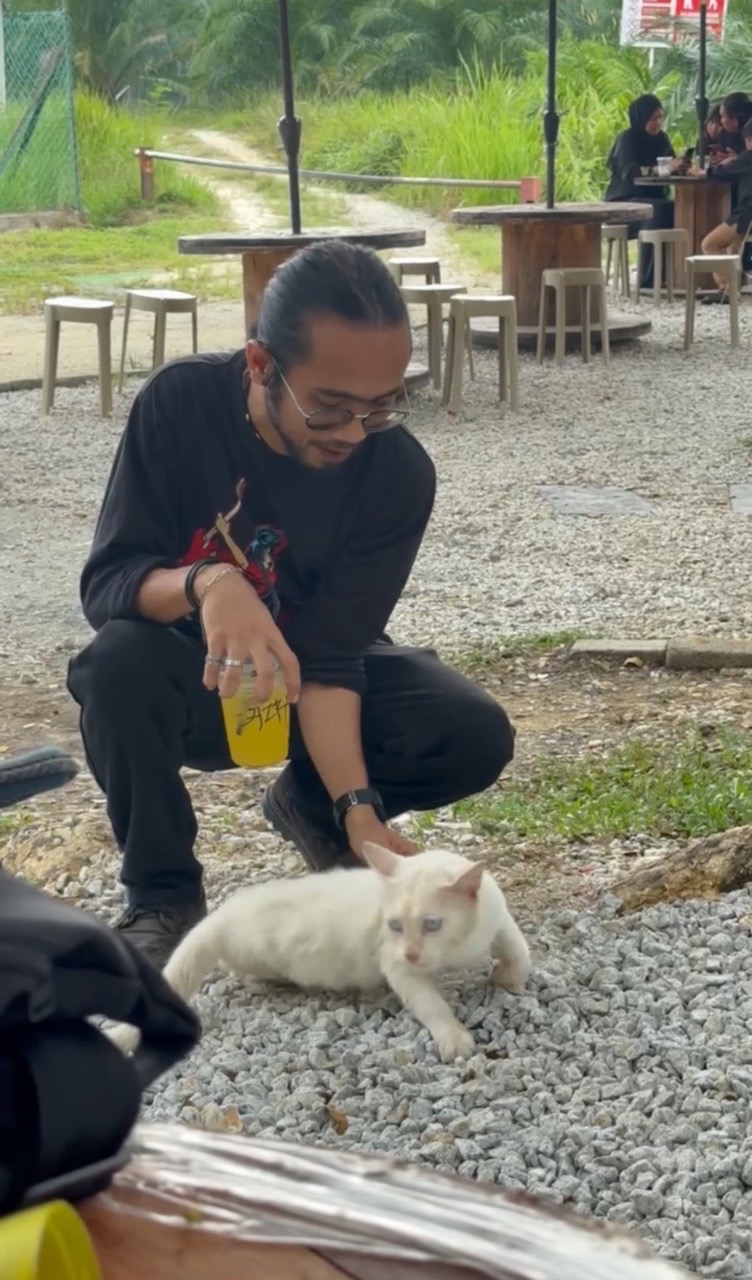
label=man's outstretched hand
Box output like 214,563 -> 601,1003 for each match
345,806 -> 419,860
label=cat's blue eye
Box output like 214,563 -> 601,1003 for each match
422,917 -> 444,934
387,919 -> 404,933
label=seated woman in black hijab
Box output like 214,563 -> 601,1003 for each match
604,94 -> 680,290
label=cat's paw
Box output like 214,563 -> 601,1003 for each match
491,957 -> 530,995
433,1021 -> 475,1062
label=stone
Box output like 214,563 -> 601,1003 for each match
729,483 -> 752,514
535,485 -> 655,517
665,637 -> 752,671
569,638 -> 667,664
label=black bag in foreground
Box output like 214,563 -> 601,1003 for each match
0,747 -> 201,1213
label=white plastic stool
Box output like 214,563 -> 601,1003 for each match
41,297 -> 114,417
119,288 -> 198,391
637,228 -> 689,304
400,283 -> 470,389
442,295 -> 519,414
388,256 -> 441,286
603,224 -> 630,298
684,255 -> 741,351
536,268 -> 610,367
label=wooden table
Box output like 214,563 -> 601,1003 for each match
450,201 -> 653,350
178,229 -> 431,390
635,175 -> 733,290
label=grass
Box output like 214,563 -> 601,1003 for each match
451,729 -> 752,845
195,48 -> 689,217
454,630 -> 589,674
0,94 -> 232,314
0,212 -> 238,313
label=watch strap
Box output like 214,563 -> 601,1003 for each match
333,787 -> 386,830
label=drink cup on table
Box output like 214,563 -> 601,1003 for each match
656,156 -> 673,178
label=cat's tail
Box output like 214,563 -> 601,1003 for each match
106,910 -> 222,1056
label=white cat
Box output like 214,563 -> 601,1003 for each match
109,843 -> 531,1063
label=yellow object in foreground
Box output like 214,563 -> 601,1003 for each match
221,671 -> 290,767
0,1200 -> 102,1280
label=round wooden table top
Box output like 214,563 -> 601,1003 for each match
634,174 -> 734,186
178,229 -> 426,255
451,201 -> 653,226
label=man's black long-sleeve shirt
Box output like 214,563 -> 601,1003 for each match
80,350 -> 436,697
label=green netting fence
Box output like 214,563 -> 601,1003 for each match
0,5 -> 80,214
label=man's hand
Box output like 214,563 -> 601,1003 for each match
344,806 -> 419,860
197,568 -> 300,703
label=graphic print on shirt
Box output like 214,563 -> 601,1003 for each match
180,478 -> 287,619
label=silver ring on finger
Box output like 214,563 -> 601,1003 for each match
221,658 -> 244,669
204,655 -> 223,667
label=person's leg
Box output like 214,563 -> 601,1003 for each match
67,619 -> 233,964
265,643 -> 514,869
701,220 -> 742,290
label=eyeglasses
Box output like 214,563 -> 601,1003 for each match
273,360 -> 410,434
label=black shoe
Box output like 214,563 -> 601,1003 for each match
701,290 -> 729,305
262,768 -> 357,873
115,893 -> 207,970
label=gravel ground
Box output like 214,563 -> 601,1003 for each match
3,297 -> 752,1277
60,825 -> 752,1280
2,298 -> 752,680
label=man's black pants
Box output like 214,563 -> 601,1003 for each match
67,620 -> 515,908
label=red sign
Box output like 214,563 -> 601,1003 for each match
672,0 -> 727,39
621,0 -> 727,44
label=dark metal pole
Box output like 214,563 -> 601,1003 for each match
695,0 -> 709,165
276,0 -> 302,233
543,0 -> 560,208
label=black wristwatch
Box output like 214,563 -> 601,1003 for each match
333,787 -> 386,830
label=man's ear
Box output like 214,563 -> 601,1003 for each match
246,339 -> 273,387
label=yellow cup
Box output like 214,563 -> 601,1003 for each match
0,1201 -> 102,1280
221,664 -> 290,767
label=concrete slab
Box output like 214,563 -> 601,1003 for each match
570,639 -> 668,663
729,484 -> 752,515
535,485 -> 655,517
665,638 -> 752,670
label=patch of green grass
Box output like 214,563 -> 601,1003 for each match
75,92 -> 214,226
187,52 -> 688,218
0,810 -> 31,840
249,174 -> 347,227
0,94 -> 232,315
454,729 -> 752,845
455,630 -> 589,674
0,92 -> 214,226
0,211 -> 233,313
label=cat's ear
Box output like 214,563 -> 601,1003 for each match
361,842 -> 402,878
448,863 -> 484,900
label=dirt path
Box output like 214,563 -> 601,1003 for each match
189,128 -> 492,290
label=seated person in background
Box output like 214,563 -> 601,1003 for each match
691,118 -> 752,303
718,93 -> 752,156
699,104 -> 723,160
604,93 -> 680,290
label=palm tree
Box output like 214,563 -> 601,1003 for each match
67,0 -> 205,102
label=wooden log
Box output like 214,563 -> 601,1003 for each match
79,1189 -> 351,1280
611,824 -> 752,914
